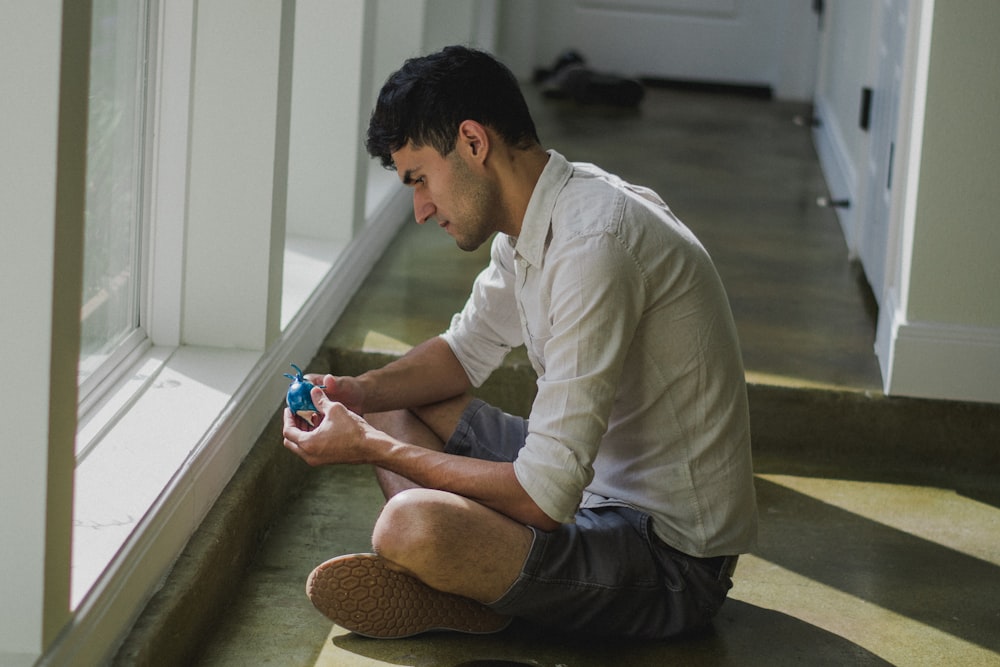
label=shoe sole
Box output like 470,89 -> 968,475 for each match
306,553 -> 511,639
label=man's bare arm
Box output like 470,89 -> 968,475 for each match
313,336 -> 473,416
282,396 -> 560,531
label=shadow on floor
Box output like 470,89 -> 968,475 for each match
328,599 -> 893,667
753,477 -> 1000,655
117,84 -> 1000,667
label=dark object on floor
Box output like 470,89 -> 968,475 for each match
535,50 -> 645,108
533,49 -> 587,83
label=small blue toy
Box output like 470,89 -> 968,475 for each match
284,363 -> 325,421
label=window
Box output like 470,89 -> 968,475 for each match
48,0 -> 439,656
79,0 -> 151,415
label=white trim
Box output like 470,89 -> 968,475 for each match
0,2 -> 73,661
812,92 -> 859,257
878,284 -> 1000,404
892,0 -> 935,322
77,0 -> 157,421
875,284 -> 900,383
181,0 -> 288,350
879,313 -> 1000,404
146,0 -> 192,348
75,336 -> 156,462
45,189 -> 408,667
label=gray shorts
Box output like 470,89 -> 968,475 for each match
444,399 -> 736,639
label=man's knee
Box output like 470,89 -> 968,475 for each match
372,488 -> 450,565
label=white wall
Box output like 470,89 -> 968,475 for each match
0,2 -> 82,664
814,0 -> 1000,403
496,0 -> 818,100
905,1 -> 1000,329
874,0 -> 1000,402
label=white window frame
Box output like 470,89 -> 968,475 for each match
53,0 -> 421,663
76,0 -> 155,444
3,1 -> 490,664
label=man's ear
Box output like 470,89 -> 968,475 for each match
457,120 -> 489,162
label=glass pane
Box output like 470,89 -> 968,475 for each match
79,0 -> 148,389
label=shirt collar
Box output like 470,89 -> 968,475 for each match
512,150 -> 573,266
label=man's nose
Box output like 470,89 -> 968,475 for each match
413,190 -> 435,225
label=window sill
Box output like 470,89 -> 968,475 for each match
72,344 -> 261,607
72,231 -> 363,606
54,189 -> 408,665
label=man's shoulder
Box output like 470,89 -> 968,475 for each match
553,166 -> 676,240
550,167 -> 625,236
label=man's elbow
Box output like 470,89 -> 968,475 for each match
506,467 -> 563,532
519,500 -> 561,532
532,513 -> 562,532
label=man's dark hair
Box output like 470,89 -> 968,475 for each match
366,45 -> 540,169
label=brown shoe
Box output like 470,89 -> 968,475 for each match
306,553 -> 512,638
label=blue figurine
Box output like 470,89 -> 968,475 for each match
284,364 -> 326,421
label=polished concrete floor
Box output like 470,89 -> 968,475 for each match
327,84 -> 884,392
146,85 -> 1000,666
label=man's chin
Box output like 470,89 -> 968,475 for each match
454,232 -> 495,253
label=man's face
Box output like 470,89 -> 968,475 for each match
392,141 -> 502,252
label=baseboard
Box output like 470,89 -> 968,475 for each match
640,76 -> 773,99
812,93 -> 859,257
877,284 -> 1000,404
879,316 -> 1000,404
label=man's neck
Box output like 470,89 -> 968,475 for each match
496,146 -> 550,238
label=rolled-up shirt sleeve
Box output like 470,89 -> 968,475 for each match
512,227 -> 645,524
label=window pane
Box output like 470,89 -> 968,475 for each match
79,0 -> 148,390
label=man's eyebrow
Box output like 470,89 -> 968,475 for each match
401,169 -> 419,185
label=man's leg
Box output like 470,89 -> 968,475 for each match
368,396 -> 532,601
306,397 -> 532,637
372,487 -> 532,603
365,394 -> 472,499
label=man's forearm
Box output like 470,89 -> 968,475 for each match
369,429 -> 560,531
358,336 -> 473,413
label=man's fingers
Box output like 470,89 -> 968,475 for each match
310,384 -> 330,412
282,408 -> 303,449
282,407 -> 297,432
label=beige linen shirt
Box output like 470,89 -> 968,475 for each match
442,151 -> 757,557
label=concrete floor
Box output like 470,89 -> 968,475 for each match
190,467 -> 1000,667
121,84 -> 1000,666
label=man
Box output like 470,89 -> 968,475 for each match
282,45 -> 757,641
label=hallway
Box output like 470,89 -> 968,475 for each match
116,85 -> 1000,666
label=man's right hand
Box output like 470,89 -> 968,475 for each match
306,373 -> 366,415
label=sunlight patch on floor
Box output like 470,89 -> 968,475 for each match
744,369 -> 868,393
731,555 -> 994,667
362,330 -> 414,355
757,474 -> 1000,566
313,626 -> 362,667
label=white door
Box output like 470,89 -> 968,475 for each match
534,0 -> 819,99
859,0 -> 909,304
